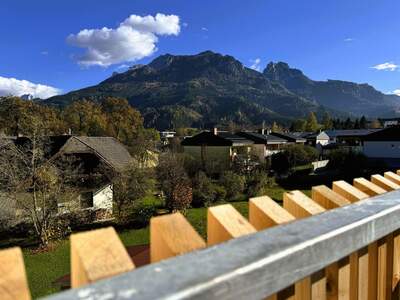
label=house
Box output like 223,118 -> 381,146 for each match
236,131 -> 287,161
1,135 -> 133,217
269,132 -> 307,144
363,127 -> 400,166
51,136 -> 133,213
181,129 -> 254,172
379,118 -> 400,128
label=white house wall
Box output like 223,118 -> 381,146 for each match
93,185 -> 113,210
363,141 -> 400,158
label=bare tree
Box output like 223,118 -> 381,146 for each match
157,152 -> 192,212
0,132 -> 79,247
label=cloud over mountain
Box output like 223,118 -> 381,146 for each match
371,62 -> 398,71
67,13 -> 181,67
0,76 -> 61,99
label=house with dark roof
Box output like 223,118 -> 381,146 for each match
269,132 -> 307,144
1,135 -> 133,217
236,131 -> 287,160
363,127 -> 400,165
181,129 -> 254,172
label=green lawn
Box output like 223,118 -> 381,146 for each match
21,185 -> 308,299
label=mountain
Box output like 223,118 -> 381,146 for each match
46,51 -> 336,129
264,62 -> 400,117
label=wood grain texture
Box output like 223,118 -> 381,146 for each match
284,190 -> 326,300
70,227 -> 134,288
371,174 -> 400,191
207,204 -> 256,246
249,195 -> 295,230
332,181 -> 369,203
283,190 -> 325,219
0,247 -> 31,300
384,171 -> 400,185
312,185 -> 353,300
353,177 -> 387,196
312,185 -> 351,210
150,212 -> 206,263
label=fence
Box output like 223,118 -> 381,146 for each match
3,171 -> 400,299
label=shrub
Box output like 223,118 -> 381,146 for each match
271,144 -> 318,173
192,171 -> 217,207
220,171 -> 245,200
246,171 -> 276,197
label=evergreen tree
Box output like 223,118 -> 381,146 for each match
359,116 -> 367,129
305,112 -> 319,132
322,112 -> 333,130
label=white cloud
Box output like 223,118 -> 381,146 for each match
41,51 -> 49,55
371,62 -> 399,71
391,89 -> 400,96
249,58 -> 262,71
0,76 -> 61,99
201,27 -> 208,31
67,13 -> 181,67
344,38 -> 354,42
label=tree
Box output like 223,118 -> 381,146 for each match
305,112 -> 319,132
219,171 -> 245,199
271,121 -> 281,133
370,119 -> 381,129
271,144 -> 318,173
192,171 -> 220,207
290,119 -> 307,132
101,97 -> 143,145
359,116 -> 367,129
62,100 -> 108,136
112,165 -> 155,220
0,132 -> 79,247
157,152 -> 192,212
322,112 -> 333,130
0,97 -> 65,136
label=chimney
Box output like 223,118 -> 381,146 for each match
213,127 -> 218,135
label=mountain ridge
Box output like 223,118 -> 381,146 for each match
46,51 -> 399,129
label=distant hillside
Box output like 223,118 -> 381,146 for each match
46,51 -> 337,129
264,62 -> 400,117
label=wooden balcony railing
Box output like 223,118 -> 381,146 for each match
3,171 -> 400,299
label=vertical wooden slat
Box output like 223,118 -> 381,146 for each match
371,174 -> 400,191
70,227 -> 134,288
332,181 -> 369,203
284,190 -> 326,300
249,195 -> 295,230
333,181 -> 373,300
377,234 -> 394,300
0,247 -> 31,300
353,178 -> 387,196
207,204 -> 256,246
392,230 -> 400,292
384,171 -> 400,185
311,185 -> 352,300
150,212 -> 206,263
249,195 -> 296,300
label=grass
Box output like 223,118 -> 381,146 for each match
21,184 -> 308,299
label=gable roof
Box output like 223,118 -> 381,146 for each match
324,129 -> 382,138
236,132 -> 287,144
181,131 -> 253,146
270,132 -> 306,143
59,136 -> 132,172
363,127 -> 400,141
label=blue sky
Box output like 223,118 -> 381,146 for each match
1,0 -> 400,98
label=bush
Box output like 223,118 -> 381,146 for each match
271,144 -> 318,173
128,201 -> 158,227
326,149 -> 369,177
192,171 -> 227,207
246,171 -> 276,197
220,171 -> 245,200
